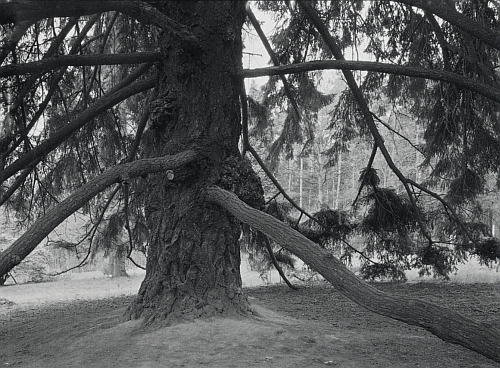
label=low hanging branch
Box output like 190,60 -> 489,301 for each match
389,0 -> 500,52
0,150 -> 199,279
0,20 -> 33,65
204,185 -> 500,364
0,1 -> 199,47
49,185 -> 120,277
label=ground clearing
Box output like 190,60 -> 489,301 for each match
0,273 -> 499,367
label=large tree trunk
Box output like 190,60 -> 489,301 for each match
205,185 -> 500,364
126,1 -> 263,324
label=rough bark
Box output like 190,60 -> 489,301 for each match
205,185 -> 500,364
0,151 -> 198,279
126,1 -> 262,325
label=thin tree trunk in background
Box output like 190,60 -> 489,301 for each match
299,157 -> 304,208
288,159 -> 292,193
317,152 -> 323,207
335,151 -> 342,209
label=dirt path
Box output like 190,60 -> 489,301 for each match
1,279 -> 499,367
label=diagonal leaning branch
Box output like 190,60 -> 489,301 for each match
204,185 -> 500,364
0,150 -> 199,279
0,77 -> 155,186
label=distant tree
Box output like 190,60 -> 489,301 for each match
0,1 -> 499,363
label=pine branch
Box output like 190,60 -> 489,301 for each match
390,0 -> 500,52
1,15 -> 101,164
0,52 -> 161,78
49,185 -> 120,276
246,4 -> 302,122
0,76 -> 155,186
9,18 -> 79,117
0,159 -> 40,206
0,1 -> 198,47
263,234 -> 298,290
353,144 -> 377,206
240,59 -> 500,104
297,0 -> 434,245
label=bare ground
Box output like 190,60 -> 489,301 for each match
0,274 -> 499,367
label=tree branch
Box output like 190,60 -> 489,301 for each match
240,59 -> 500,104
0,1 -> 198,46
263,234 -> 298,290
0,150 -> 199,278
0,76 -> 156,186
0,1 -> 120,24
204,185 -> 500,364
0,52 -> 161,78
246,4 -> 302,122
389,0 -> 500,52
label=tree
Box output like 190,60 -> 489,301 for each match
0,0 -> 499,363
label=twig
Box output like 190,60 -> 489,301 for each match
263,233 -> 298,290
353,143 -> 377,206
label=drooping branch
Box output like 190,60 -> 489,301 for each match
0,52 -> 161,78
297,0 -> 432,245
204,185 -> 500,364
246,4 -> 302,122
9,17 -> 79,116
1,16 -> 91,156
0,150 -> 199,278
389,0 -> 500,52
0,1 -> 121,24
262,233 -> 298,290
111,1 -> 199,48
0,158 -> 40,206
0,76 -> 156,185
352,144 -> 377,206
240,59 -> 500,104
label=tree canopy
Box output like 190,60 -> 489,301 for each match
0,0 -> 500,363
